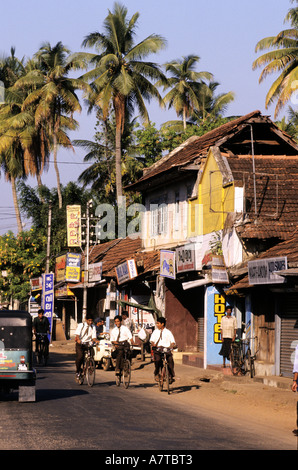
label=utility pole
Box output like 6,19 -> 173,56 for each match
82,200 -> 91,319
46,200 -> 52,274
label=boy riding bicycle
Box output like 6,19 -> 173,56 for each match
150,317 -> 176,384
75,315 -> 98,379
110,315 -> 133,377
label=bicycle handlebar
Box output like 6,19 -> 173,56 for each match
156,346 -> 173,353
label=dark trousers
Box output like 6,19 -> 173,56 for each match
153,350 -> 175,378
76,343 -> 93,373
114,343 -> 130,372
35,334 -> 49,355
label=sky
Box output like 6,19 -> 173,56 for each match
0,0 -> 294,234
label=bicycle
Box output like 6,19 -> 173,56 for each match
229,340 -> 244,376
35,332 -> 49,366
156,347 -> 173,394
76,342 -> 96,387
115,342 -> 132,389
230,336 -> 258,378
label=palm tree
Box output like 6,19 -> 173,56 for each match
73,2 -> 166,204
15,42 -> 88,208
74,109 -> 141,204
252,1 -> 298,117
160,55 -> 213,129
0,48 -> 27,232
190,81 -> 235,123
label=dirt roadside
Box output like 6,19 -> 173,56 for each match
48,340 -> 298,439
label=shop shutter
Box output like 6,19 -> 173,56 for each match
197,316 -> 204,352
280,294 -> 298,377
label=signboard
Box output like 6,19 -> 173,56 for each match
55,285 -> 75,298
30,277 -> 43,291
55,254 -> 66,282
66,205 -> 81,247
201,253 -> 229,284
248,257 -> 287,285
65,253 -> 81,283
206,285 -> 228,365
42,273 -> 54,336
55,253 -> 81,283
176,244 -> 196,273
88,262 -> 103,282
160,250 -> 176,279
115,259 -> 138,285
211,256 -> 229,284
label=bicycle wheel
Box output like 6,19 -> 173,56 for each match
123,359 -> 131,389
165,363 -> 170,394
230,345 -> 241,376
159,370 -> 164,391
248,351 -> 256,378
38,342 -> 44,366
86,357 -> 95,387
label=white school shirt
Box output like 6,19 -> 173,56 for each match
75,322 -> 97,344
110,325 -> 132,343
150,327 -> 175,348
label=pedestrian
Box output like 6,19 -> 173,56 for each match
150,317 -> 176,384
122,310 -> 134,334
219,306 -> 237,368
94,317 -> 106,338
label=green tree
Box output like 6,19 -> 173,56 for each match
0,48 -> 28,232
73,2 -> 166,204
74,110 -> 142,204
0,229 -> 47,305
160,55 -> 213,130
190,81 -> 235,123
17,181 -> 95,257
253,0 -> 298,117
15,42 -> 89,208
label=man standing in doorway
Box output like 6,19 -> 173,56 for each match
219,306 -> 237,368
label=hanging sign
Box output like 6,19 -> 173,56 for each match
66,205 -> 81,247
115,259 -> 138,285
248,257 -> 287,285
88,262 -> 103,282
160,250 -> 176,279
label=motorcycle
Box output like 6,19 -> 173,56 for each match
93,334 -> 114,371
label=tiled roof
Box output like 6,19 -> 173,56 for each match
127,110 -> 298,191
86,236 -> 160,280
227,154 -> 298,241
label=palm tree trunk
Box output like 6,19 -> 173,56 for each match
183,107 -> 187,130
115,126 -> 123,204
11,176 -> 23,233
114,94 -> 125,205
53,133 -> 62,208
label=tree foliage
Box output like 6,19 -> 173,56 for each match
0,229 -> 46,304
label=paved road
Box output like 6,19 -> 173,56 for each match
0,350 -> 296,452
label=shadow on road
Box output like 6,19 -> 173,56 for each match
36,388 -> 89,402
